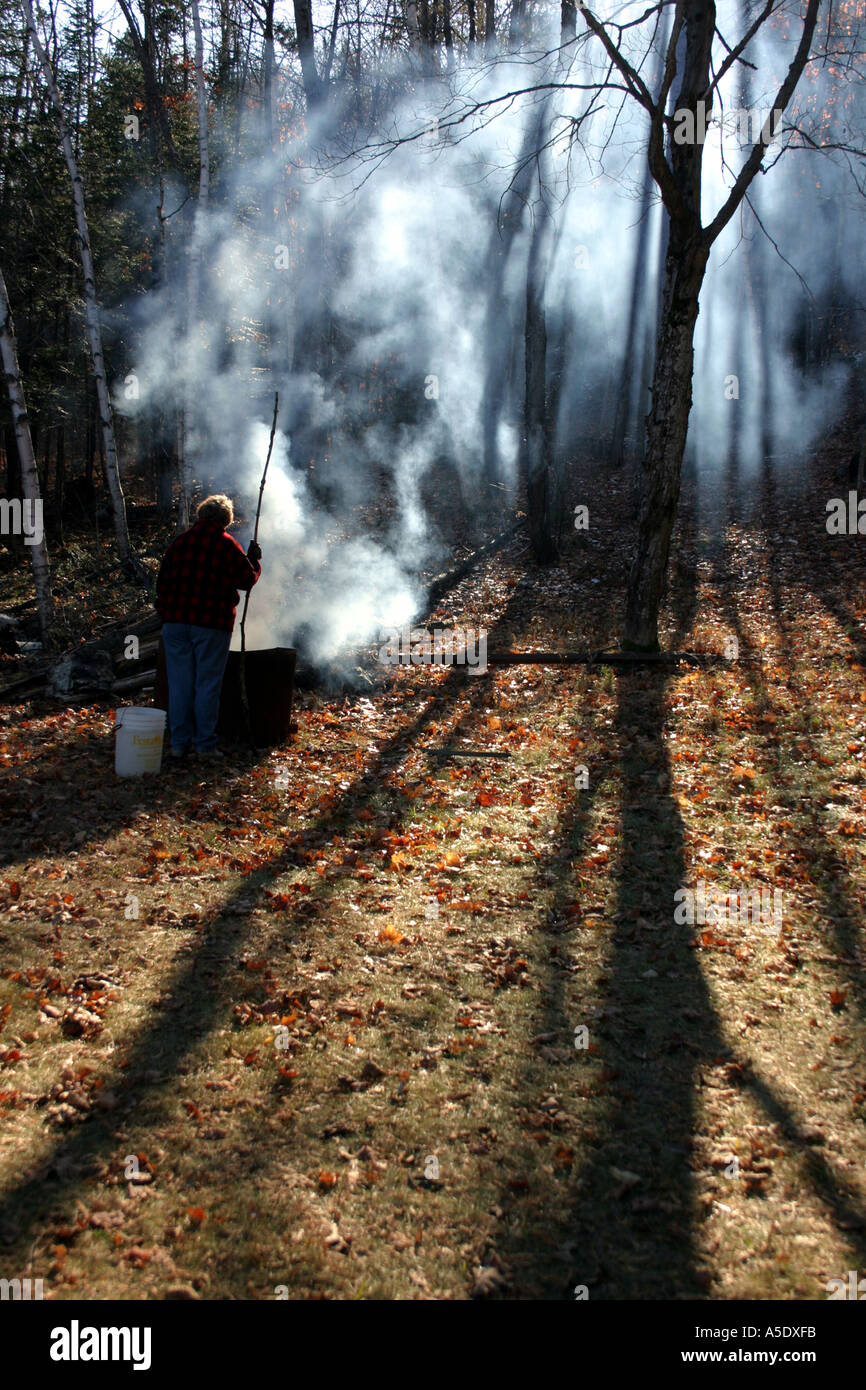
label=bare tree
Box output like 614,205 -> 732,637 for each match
115,0 -> 190,186
575,0 -> 821,647
20,0 -> 141,578
0,259 -> 53,636
177,0 -> 212,532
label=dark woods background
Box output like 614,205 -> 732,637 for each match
1,0 -> 864,649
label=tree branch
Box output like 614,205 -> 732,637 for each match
703,0 -> 821,247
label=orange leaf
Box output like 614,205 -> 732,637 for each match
377,924 -> 404,945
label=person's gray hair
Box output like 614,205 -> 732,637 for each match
196,494 -> 234,528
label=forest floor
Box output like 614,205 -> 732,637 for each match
0,432 -> 865,1301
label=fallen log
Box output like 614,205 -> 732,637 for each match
1,597 -> 38,615
0,666 -> 51,700
112,638 -> 161,673
486,649 -> 702,666
380,648 -> 706,669
87,610 -> 161,653
484,649 -> 763,667
112,668 -> 157,695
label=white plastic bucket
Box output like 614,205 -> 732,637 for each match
115,706 -> 167,776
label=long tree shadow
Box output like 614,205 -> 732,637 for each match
753,497 -> 866,1027
491,491 -> 866,1298
569,666 -> 723,1297
0,577 -> 534,1266
512,669 -> 866,1299
551,521 -> 722,1297
487,498 -> 708,1297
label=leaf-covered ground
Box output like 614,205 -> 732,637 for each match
1,435 -> 865,1300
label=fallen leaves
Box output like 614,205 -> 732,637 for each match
60,1005 -> 103,1039
324,1220 -> 351,1254
337,1059 -> 386,1093
1,509 -> 865,1309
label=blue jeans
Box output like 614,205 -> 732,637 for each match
161,623 -> 232,752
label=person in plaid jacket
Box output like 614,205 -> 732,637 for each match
155,494 -> 261,760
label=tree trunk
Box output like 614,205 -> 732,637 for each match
611,19 -> 668,474
522,117 -> 558,563
55,422 -> 65,525
560,0 -> 576,45
523,235 -> 557,562
484,0 -> 495,50
21,0 -> 139,577
179,0 -> 211,533
116,0 -> 189,188
293,0 -> 320,109
508,0 -> 526,49
85,380 -> 94,490
480,111 -> 548,487
0,259 -> 54,636
611,164 -> 656,473
5,423 -> 20,497
442,0 -> 454,68
192,0 -> 210,211
0,20 -> 29,230
624,235 -> 708,649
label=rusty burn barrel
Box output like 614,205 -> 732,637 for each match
154,640 -> 296,747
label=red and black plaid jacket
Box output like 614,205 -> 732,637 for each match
155,520 -> 261,632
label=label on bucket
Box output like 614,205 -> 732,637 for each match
116,713 -> 165,776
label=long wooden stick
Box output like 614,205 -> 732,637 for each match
239,392 -> 279,739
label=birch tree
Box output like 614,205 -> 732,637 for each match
0,259 -> 53,636
20,0 -> 141,578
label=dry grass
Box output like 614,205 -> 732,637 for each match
1,444 -> 865,1300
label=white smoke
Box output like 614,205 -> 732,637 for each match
112,0 -> 864,658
